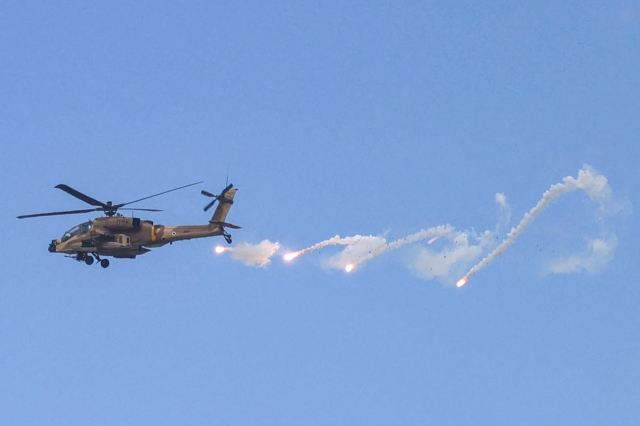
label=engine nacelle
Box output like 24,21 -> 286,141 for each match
101,217 -> 141,231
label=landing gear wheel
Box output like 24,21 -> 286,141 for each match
224,234 -> 232,244
84,256 -> 94,265
100,259 -> 110,268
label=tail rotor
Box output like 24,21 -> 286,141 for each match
201,184 -> 234,212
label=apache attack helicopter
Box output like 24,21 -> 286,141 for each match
17,182 -> 240,268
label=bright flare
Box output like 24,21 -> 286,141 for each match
214,246 -> 226,254
456,277 -> 468,288
345,264 -> 355,273
284,252 -> 300,262
427,236 -> 439,245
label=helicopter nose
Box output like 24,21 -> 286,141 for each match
48,239 -> 57,253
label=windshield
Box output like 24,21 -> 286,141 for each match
61,221 -> 92,242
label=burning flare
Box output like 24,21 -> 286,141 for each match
214,246 -> 226,254
283,252 -> 301,262
345,264 -> 355,273
456,277 -> 468,288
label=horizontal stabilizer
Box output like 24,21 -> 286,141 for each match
210,221 -> 242,229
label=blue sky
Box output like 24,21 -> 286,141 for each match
1,1 -> 638,424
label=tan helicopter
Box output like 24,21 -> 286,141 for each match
17,182 -> 239,268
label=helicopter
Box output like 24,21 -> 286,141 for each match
17,182 -> 240,268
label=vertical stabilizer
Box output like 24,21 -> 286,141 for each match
211,186 -> 237,224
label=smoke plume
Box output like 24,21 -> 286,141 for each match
461,165 -> 613,282
215,165 -> 621,286
546,235 -> 618,274
215,240 -> 281,267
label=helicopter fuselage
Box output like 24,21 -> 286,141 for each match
19,181 -> 238,268
48,216 -> 229,260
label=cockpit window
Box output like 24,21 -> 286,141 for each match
61,221 -> 92,242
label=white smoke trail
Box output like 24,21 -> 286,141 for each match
290,194 -> 510,275
328,194 -> 511,276
348,225 -> 454,268
283,234 -> 369,261
460,165 -> 611,284
214,240 -> 281,267
215,165 -> 619,285
321,235 -> 388,270
293,226 -> 454,272
299,235 -> 366,255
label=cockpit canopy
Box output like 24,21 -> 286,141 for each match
61,221 -> 92,242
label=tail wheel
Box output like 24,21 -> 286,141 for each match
100,259 -> 110,268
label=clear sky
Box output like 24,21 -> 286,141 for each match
1,1 -> 638,425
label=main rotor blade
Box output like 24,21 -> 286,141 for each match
55,184 -> 105,207
120,181 -> 203,207
119,208 -> 163,212
17,207 -> 101,219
